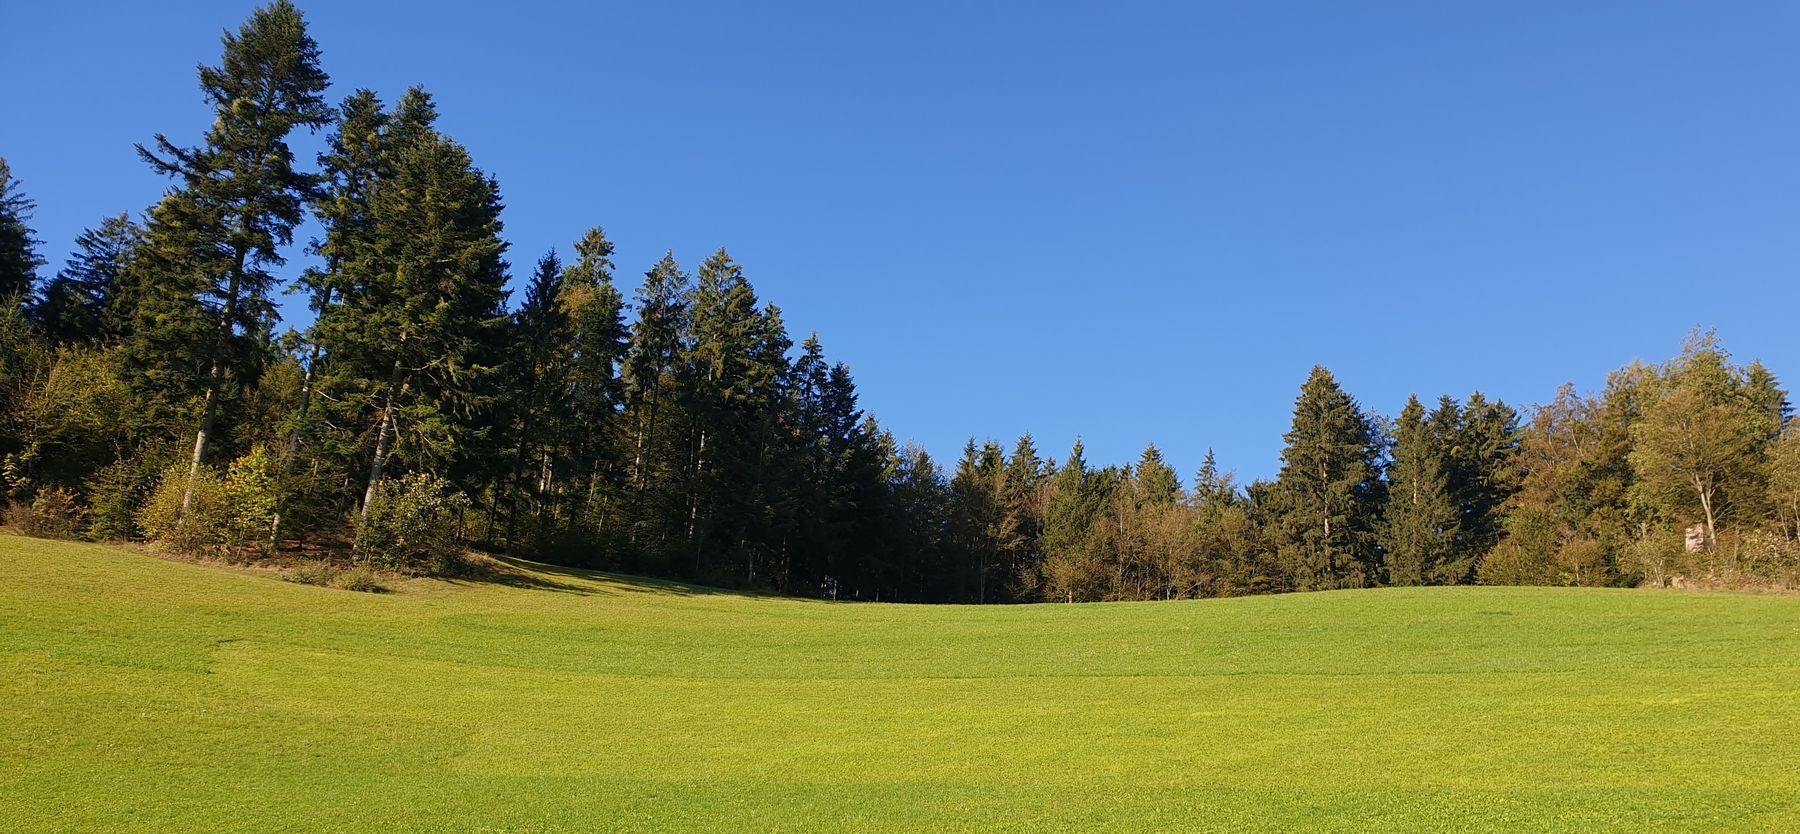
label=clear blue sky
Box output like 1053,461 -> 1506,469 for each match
5,1 -> 1797,482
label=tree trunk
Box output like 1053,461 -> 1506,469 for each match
181,257 -> 245,513
360,359 -> 407,524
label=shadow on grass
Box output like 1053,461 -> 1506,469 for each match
461,552 -> 776,600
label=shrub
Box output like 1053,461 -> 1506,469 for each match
335,565 -> 386,593
2,487 -> 85,539
354,473 -> 470,574
223,445 -> 281,553
286,560 -> 339,587
85,449 -> 175,541
138,464 -> 232,557
136,448 -> 293,559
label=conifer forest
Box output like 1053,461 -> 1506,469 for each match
3,1 -> 1797,603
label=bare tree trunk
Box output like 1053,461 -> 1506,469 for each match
360,359 -> 406,524
181,259 -> 244,513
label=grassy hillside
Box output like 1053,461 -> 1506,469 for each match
4,536 -> 1798,833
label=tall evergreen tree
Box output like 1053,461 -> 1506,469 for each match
502,252 -> 572,548
678,248 -> 790,576
559,228 -> 630,547
29,214 -> 144,344
311,91 -> 509,527
126,0 -> 331,508
1381,395 -> 1461,585
1268,366 -> 1385,589
1433,392 -> 1521,570
299,89 -> 390,421
0,158 -> 44,302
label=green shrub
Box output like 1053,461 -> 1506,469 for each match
354,473 -> 470,574
85,449 -> 175,541
223,445 -> 281,553
137,447 -> 292,559
2,487 -> 85,539
286,560 -> 339,587
138,464 -> 232,557
334,565 -> 386,593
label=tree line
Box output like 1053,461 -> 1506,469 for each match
2,2 -> 1796,600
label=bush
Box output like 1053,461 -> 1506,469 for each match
286,559 -> 339,587
136,447 -> 291,559
223,445 -> 281,553
138,464 -> 232,557
85,449 -> 175,541
2,487 -> 85,539
334,565 -> 386,593
354,473 -> 470,574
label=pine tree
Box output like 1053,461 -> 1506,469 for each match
126,0 -> 331,509
298,90 -> 390,419
29,214 -> 144,344
559,228 -> 630,547
1003,434 -> 1048,596
1381,395 -> 1461,585
1134,444 -> 1181,506
1040,439 -> 1107,601
1434,392 -> 1521,570
1268,366 -> 1385,589
678,248 -> 790,576
620,252 -> 692,561
0,158 -> 45,302
502,251 -> 571,548
311,90 -> 509,527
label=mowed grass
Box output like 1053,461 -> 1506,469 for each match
4,536 -> 1799,833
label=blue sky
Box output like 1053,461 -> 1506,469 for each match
4,1 -> 1797,482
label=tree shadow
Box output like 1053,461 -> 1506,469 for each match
447,554 -> 599,595
474,553 -> 775,599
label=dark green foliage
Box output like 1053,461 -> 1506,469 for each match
1267,367 -> 1386,590
123,0 -> 332,497
15,1 -> 1797,604
1381,396 -> 1460,585
310,88 -> 509,527
0,158 -> 45,302
29,214 -> 144,345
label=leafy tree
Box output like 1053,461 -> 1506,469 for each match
1769,426 -> 1800,540
1629,333 -> 1784,548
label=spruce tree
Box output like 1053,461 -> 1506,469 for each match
0,158 -> 44,302
617,253 -> 694,563
1381,395 -> 1461,585
1434,392 -> 1521,570
677,248 -> 790,575
1041,440 -> 1104,601
1134,444 -> 1181,506
127,0 -> 330,508
502,252 -> 571,548
310,90 -> 509,525
1268,366 -> 1385,589
559,228 -> 630,545
29,214 -> 144,344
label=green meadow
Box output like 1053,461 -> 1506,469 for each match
4,535 -> 1798,833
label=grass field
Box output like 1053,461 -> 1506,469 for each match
4,535 -> 1799,832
